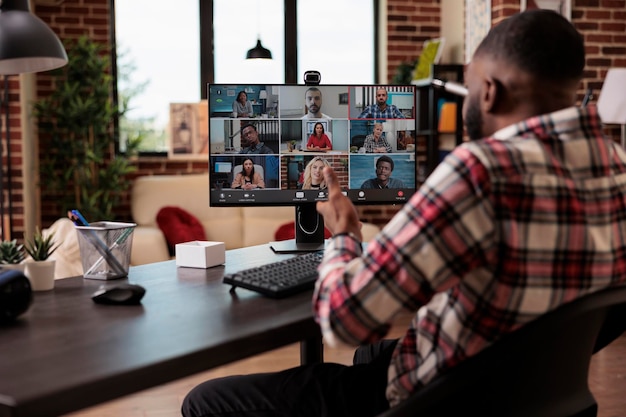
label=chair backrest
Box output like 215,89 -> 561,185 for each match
233,164 -> 264,180
377,285 -> 626,417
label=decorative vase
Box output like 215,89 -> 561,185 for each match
25,260 -> 56,291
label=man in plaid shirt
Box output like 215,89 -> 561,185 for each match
358,87 -> 406,119
183,10 -> 626,417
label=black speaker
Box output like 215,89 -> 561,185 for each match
0,269 -> 32,323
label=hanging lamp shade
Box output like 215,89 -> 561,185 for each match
246,39 -> 272,60
0,0 -> 68,75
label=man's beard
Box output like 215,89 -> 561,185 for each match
464,96 -> 484,141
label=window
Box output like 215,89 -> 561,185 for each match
213,1 -> 284,83
212,0 -> 375,84
296,0 -> 374,84
115,0 -> 200,153
115,0 -> 376,153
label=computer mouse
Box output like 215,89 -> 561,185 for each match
91,283 -> 146,305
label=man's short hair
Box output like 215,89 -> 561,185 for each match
305,87 -> 322,97
474,9 -> 584,82
376,155 -> 394,171
241,123 -> 257,132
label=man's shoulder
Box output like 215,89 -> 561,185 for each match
360,178 -> 376,188
390,177 -> 405,187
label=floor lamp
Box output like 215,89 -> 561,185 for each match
597,68 -> 626,148
0,0 -> 68,241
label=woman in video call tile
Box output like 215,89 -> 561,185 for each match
363,123 -> 392,153
232,91 -> 253,118
302,156 -> 331,189
306,122 -> 333,151
231,158 -> 265,190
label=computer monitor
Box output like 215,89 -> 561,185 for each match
208,83 -> 417,252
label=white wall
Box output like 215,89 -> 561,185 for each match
440,0 -> 465,64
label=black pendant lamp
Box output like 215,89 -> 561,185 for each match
0,0 -> 68,75
246,39 -> 272,60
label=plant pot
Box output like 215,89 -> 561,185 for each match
1,263 -> 26,273
26,260 -> 56,291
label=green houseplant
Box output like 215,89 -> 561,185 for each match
0,240 -> 26,270
33,36 -> 140,221
24,229 -> 59,292
25,229 -> 59,262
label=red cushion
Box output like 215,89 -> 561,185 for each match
274,221 -> 332,241
156,206 -> 207,255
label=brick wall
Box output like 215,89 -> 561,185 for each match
4,0 -> 623,240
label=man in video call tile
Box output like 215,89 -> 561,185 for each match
239,123 -> 274,154
301,87 -> 331,119
358,87 -> 405,119
360,155 -> 405,189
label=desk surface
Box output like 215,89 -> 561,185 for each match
0,245 -> 320,417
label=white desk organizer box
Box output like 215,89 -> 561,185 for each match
176,241 -> 226,269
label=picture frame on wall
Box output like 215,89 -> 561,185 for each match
169,101 -> 209,159
521,0 -> 571,21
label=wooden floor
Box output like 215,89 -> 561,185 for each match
64,315 -> 626,417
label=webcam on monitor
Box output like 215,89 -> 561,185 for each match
303,70 -> 321,86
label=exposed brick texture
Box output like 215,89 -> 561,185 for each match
2,0 -> 624,241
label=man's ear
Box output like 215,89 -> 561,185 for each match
482,76 -> 499,113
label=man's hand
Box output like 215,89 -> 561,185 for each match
316,167 -> 363,240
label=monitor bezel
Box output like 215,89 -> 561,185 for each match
207,83 -> 418,208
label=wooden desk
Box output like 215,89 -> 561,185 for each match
0,245 -> 321,417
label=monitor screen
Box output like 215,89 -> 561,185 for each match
207,83 -> 417,251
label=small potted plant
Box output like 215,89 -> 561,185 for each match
288,140 -> 296,152
24,228 -> 60,291
0,239 -> 26,272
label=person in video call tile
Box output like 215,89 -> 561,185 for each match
302,156 -> 331,189
363,123 -> 392,153
306,122 -> 333,151
360,155 -> 404,189
231,158 -> 265,190
232,91 -> 253,118
239,124 -> 273,154
301,87 -> 331,119
358,87 -> 405,119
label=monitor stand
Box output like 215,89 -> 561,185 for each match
270,204 -> 325,253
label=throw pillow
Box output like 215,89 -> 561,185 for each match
156,206 -> 207,256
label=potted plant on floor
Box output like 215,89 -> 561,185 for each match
0,240 -> 26,272
33,36 -> 140,222
24,229 -> 60,291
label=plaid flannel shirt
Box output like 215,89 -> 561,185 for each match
314,105 -> 626,406
363,134 -> 392,153
358,104 -> 405,119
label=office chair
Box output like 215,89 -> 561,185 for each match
377,285 -> 626,417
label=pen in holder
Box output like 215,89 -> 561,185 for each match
75,222 -> 136,280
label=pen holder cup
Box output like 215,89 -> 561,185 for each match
76,222 -> 137,280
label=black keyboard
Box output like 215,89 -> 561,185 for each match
223,251 -> 324,298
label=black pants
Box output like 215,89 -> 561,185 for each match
182,339 -> 398,417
